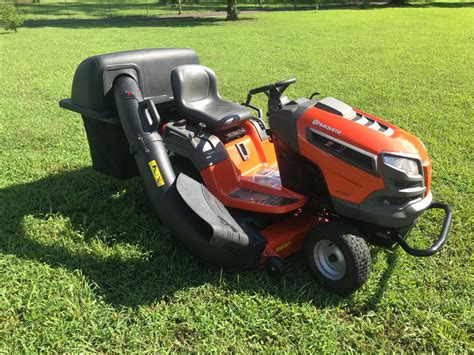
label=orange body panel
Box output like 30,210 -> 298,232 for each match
422,158 -> 432,196
200,121 -> 307,213
199,103 -> 432,265
297,107 -> 430,204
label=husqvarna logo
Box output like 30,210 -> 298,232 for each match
312,120 -> 342,135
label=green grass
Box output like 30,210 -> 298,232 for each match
1,7 -> 473,352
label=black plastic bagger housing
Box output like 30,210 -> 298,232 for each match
59,48 -> 200,178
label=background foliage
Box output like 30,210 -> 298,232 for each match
4,0 -> 472,20
0,2 -> 23,31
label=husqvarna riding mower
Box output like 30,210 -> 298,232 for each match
60,48 -> 452,294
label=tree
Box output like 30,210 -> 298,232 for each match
226,0 -> 238,20
1,2 -> 23,32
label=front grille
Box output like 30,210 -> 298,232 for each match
393,180 -> 423,190
308,129 -> 377,175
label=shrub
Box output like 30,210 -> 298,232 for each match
1,2 -> 24,32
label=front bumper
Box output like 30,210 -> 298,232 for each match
333,195 -> 452,257
360,191 -> 433,228
333,191 -> 433,229
391,201 -> 452,257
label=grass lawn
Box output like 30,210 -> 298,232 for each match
1,6 -> 473,352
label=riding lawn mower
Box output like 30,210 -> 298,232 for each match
60,48 -> 452,294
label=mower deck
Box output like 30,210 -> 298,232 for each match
260,212 -> 323,261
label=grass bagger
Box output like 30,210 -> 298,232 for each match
59,48 -> 452,294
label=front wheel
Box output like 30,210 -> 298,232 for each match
304,222 -> 371,295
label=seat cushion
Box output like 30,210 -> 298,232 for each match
171,65 -> 252,130
186,98 -> 253,129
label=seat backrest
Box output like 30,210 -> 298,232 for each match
171,65 -> 219,106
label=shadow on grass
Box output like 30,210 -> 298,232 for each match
18,1 -> 222,17
19,1 -> 474,29
0,167 -> 396,309
23,15 -> 228,29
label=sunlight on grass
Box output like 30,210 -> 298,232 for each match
0,6 -> 472,352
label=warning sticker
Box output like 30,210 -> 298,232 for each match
275,241 -> 291,252
148,160 -> 165,187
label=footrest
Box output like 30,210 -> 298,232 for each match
229,188 -> 299,207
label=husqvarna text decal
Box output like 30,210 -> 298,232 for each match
312,120 -> 342,135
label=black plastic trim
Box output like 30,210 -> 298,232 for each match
59,98 -> 116,122
268,99 -> 316,152
248,118 -> 269,141
333,191 -> 433,228
163,120 -> 228,170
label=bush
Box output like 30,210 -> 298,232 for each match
1,2 -> 24,32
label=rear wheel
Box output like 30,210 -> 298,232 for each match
304,222 -> 371,295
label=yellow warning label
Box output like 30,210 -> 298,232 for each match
148,160 -> 165,187
275,241 -> 291,252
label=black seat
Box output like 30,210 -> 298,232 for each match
171,65 -> 252,131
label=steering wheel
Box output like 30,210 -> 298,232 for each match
248,77 -> 297,96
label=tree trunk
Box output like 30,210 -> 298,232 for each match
227,0 -> 238,20
64,0 -> 70,18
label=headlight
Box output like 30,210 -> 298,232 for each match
383,155 -> 420,176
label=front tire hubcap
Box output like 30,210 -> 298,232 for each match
313,240 -> 346,280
